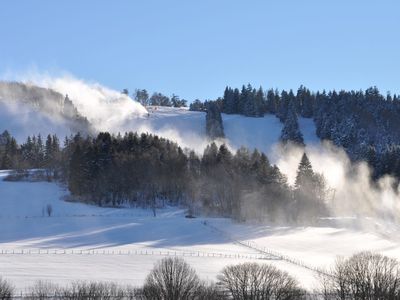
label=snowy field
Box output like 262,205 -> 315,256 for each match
1,170 -> 400,292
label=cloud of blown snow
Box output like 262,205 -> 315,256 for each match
32,75 -> 149,132
274,141 -> 400,223
2,71 -> 213,152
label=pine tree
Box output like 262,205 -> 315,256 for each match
254,87 -> 265,117
280,105 -> 304,146
277,90 -> 289,121
266,89 -> 276,114
205,102 -> 224,139
295,153 -> 314,190
222,87 -> 236,114
294,153 -> 327,220
68,145 -> 86,195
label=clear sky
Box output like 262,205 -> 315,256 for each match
1,0 -> 399,101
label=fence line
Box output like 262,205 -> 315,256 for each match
202,221 -> 331,277
6,291 -> 334,299
0,248 -> 273,261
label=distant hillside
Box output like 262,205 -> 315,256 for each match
0,81 -> 93,140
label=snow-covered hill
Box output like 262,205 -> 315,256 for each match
0,81 -> 93,142
1,171 -> 399,292
116,106 -> 319,154
0,78 -> 320,153
0,102 -> 73,142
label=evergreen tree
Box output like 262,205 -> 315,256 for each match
280,105 -> 304,146
149,92 -> 171,106
189,99 -> 205,111
205,102 -> 224,139
222,87 -> 236,114
266,89 -> 277,114
295,153 -> 314,190
134,89 -> 150,106
294,153 -> 327,221
254,87 -> 265,117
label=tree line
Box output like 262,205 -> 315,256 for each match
123,88 -> 188,108
66,132 -> 327,223
0,130 -> 61,177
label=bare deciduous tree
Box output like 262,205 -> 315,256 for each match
320,251 -> 400,300
195,282 -> 225,300
142,257 -> 201,300
61,281 -> 127,299
0,277 -> 14,300
26,280 -> 136,299
218,262 -> 304,300
26,280 -> 60,300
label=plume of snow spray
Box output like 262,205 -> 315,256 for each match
19,72 -> 211,152
274,141 -> 400,226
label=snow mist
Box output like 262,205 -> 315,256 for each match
275,141 -> 400,226
5,72 -> 211,152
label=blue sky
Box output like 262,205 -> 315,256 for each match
1,0 -> 399,101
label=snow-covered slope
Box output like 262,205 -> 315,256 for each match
222,114 -> 319,153
298,117 -> 319,146
222,114 -> 283,154
1,172 -> 400,292
0,102 -> 73,142
0,81 -> 94,142
126,106 -> 208,151
208,217 -> 400,269
123,107 -> 319,155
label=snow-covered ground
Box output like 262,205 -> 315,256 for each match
0,171 -> 314,291
298,117 -> 319,146
223,113 -> 319,154
1,171 -> 400,292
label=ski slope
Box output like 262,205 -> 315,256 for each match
1,171 -> 400,292
126,106 -> 319,154
222,113 -> 283,154
126,106 -> 208,151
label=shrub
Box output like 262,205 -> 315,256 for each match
142,257 -> 201,300
195,282 -> 225,300
26,280 -> 60,300
61,281 -> 127,300
218,262 -> 305,300
320,251 -> 400,300
0,277 -> 14,300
